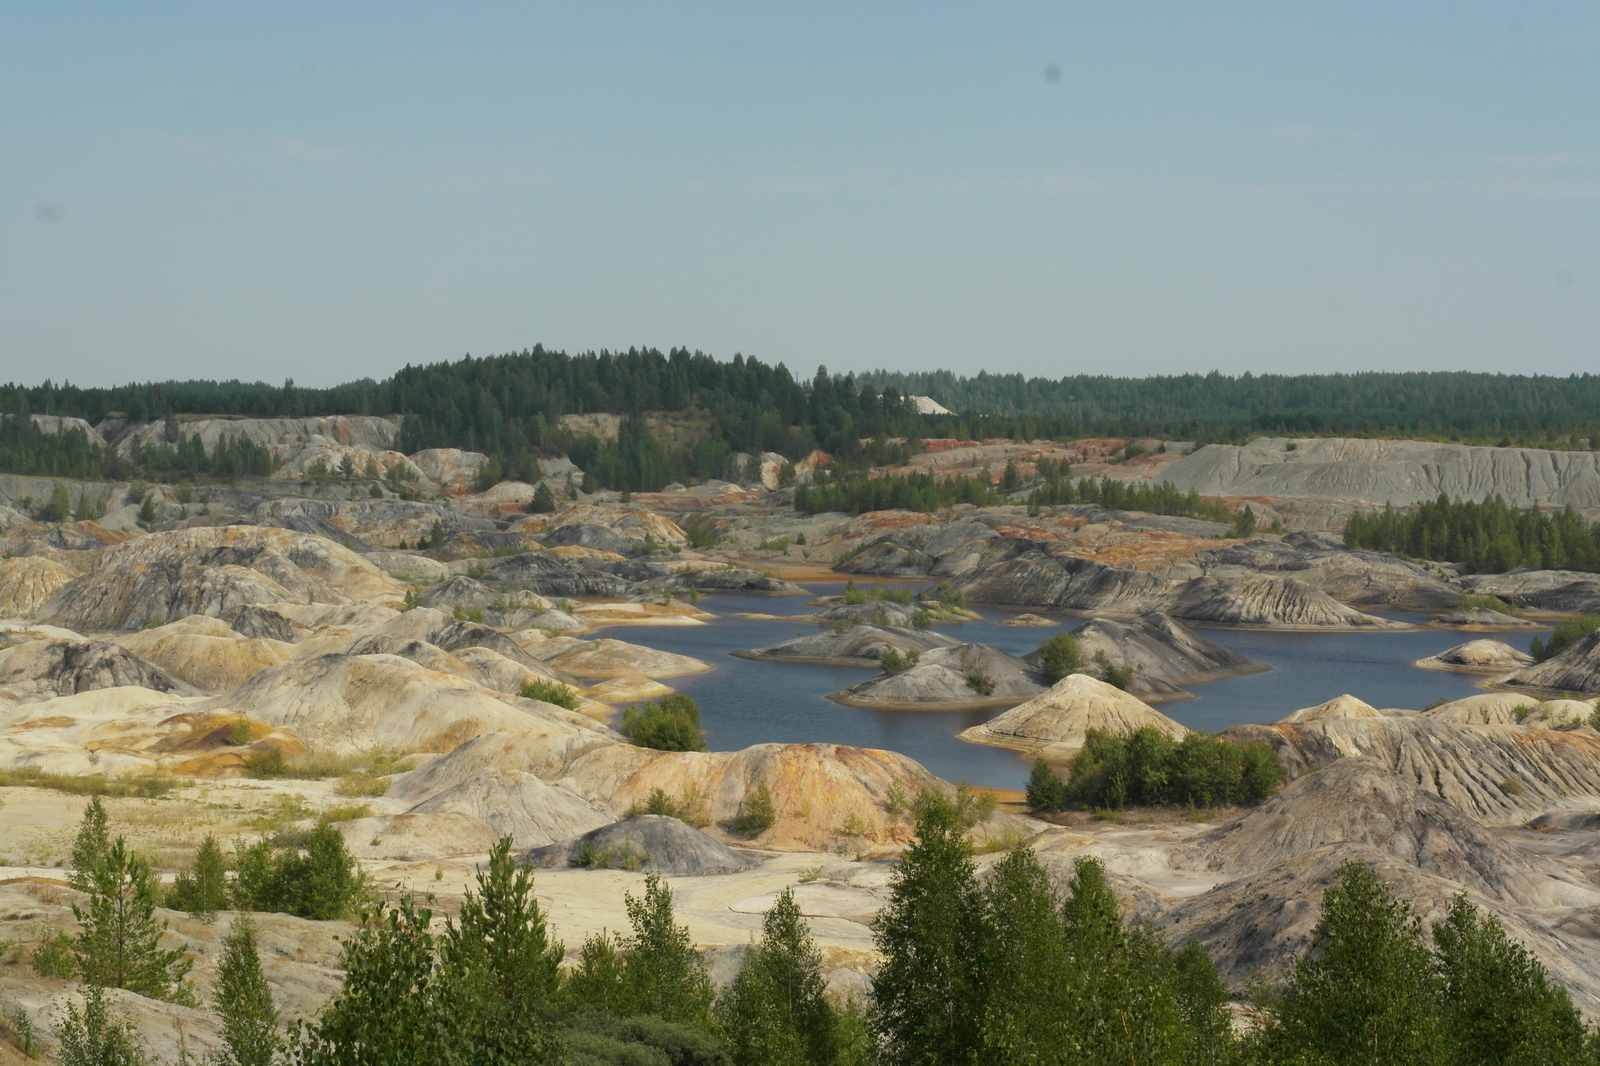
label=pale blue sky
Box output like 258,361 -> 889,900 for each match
3,3 -> 1597,387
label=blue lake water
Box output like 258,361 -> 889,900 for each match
602,584 -> 1539,791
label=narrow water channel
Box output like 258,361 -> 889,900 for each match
602,584 -> 1536,790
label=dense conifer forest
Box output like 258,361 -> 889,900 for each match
1344,495 -> 1600,574
860,368 -> 1600,447
5,351 -> 1600,487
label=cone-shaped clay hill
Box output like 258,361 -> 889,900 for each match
1413,638 -> 1534,674
957,673 -> 1187,759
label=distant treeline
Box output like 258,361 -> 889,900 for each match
1,348 -> 926,489
859,368 -> 1600,448
0,415 -> 276,484
794,460 -> 1239,522
1344,495 -> 1600,574
9,355 -> 1600,490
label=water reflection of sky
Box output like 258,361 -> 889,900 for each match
602,584 -> 1536,791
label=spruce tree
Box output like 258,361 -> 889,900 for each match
213,915 -> 281,1066
530,482 -> 557,513
622,874 -> 714,1027
1433,892 -> 1591,1066
1260,861 -> 1445,1066
441,836 -> 564,1064
69,796 -> 111,892
716,886 -> 839,1066
168,834 -> 229,922
73,836 -> 193,1000
1024,758 -> 1067,812
870,792 -> 988,1066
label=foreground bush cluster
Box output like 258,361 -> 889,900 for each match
43,791 -> 1600,1065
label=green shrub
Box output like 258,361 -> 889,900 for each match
575,840 -> 649,872
1530,616 -> 1600,662
520,677 -> 581,710
911,608 -> 931,630
731,783 -> 777,833
1091,650 -> 1134,691
29,932 -> 76,979
1035,632 -> 1082,683
964,673 -> 995,696
841,579 -> 868,605
1065,727 -> 1283,810
230,825 -> 366,920
621,694 -> 707,752
1458,593 -> 1522,616
879,648 -> 919,676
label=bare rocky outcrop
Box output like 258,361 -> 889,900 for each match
1431,607 -> 1538,628
252,498 -> 495,550
1194,539 -> 1461,610
334,812 -> 501,861
222,603 -> 306,642
517,635 -> 711,680
1497,630 -> 1600,696
487,552 -> 632,598
1157,843 -> 1600,1007
0,555 -> 81,616
1158,437 -> 1600,512
1171,757 -> 1597,908
958,550 -> 1174,615
113,617 -> 293,693
1414,639 -> 1534,674
1418,692 -> 1546,725
951,541 -> 1398,628
403,766 -> 613,849
1218,714 -> 1600,822
831,643 -> 1045,710
1459,570 -> 1600,614
529,815 -> 759,875
1166,573 -> 1399,629
105,414 -> 402,459
556,741 -> 988,851
958,674 -> 1188,760
735,624 -> 960,666
1059,613 -> 1267,696
999,612 -> 1056,627
204,653 -> 613,756
1275,693 -> 1385,723
0,639 -> 201,702
666,567 -> 805,595
40,527 -> 402,631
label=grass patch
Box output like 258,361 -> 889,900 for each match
520,677 -> 580,710
318,803 -> 375,824
1458,593 -> 1523,616
245,746 -> 414,781
0,767 -> 179,798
